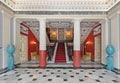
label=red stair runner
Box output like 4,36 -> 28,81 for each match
55,43 -> 66,63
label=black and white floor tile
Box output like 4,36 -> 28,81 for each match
0,68 -> 120,83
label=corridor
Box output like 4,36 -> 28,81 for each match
0,0 -> 120,83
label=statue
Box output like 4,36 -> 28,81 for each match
7,44 -> 15,71
106,45 -> 115,71
47,46 -> 52,61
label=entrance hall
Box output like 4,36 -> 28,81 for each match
16,19 -> 103,68
0,0 -> 120,83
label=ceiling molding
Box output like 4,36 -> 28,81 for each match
0,0 -> 14,10
0,0 -> 120,16
107,1 -> 120,17
0,1 -> 14,13
0,0 -> 120,12
14,11 -> 107,15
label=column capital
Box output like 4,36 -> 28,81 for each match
105,17 -> 110,20
100,18 -> 110,25
108,19 -> 111,23
72,18 -> 82,23
105,18 -> 111,22
37,18 -> 46,22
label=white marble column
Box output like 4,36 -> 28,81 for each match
14,19 -> 21,64
101,18 -> 109,65
39,18 -> 47,67
13,18 -> 16,45
73,19 -> 81,67
108,19 -> 111,44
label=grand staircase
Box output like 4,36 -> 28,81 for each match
55,43 -> 66,63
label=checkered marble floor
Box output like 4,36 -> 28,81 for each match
0,68 -> 120,83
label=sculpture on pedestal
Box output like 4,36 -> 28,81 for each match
106,45 -> 115,71
7,44 -> 15,71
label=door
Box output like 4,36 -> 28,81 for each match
20,34 -> 28,63
95,35 -> 101,63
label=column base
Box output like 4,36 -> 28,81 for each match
73,50 -> 81,68
39,50 -> 46,68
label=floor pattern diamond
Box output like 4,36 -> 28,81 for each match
0,68 -> 120,83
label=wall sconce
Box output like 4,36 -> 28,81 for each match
86,41 -> 92,45
30,41 -> 37,45
51,32 -> 57,38
66,32 -> 72,38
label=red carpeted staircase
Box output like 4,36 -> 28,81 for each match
55,43 -> 66,63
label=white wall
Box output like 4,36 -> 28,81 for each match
118,13 -> 120,69
0,9 -> 19,69
101,13 -> 120,69
0,11 -> 3,69
2,11 -> 11,68
110,14 -> 120,69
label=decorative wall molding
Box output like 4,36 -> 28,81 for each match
13,0 -> 119,12
0,0 -> 14,10
14,11 -> 107,15
47,21 -> 73,28
0,1 -> 14,14
107,1 -> 120,16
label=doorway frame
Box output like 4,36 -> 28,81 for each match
20,34 -> 28,63
94,35 -> 101,63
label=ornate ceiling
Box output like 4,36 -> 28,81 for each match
0,0 -> 119,12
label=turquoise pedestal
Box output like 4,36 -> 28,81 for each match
7,45 -> 15,71
106,45 -> 115,71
